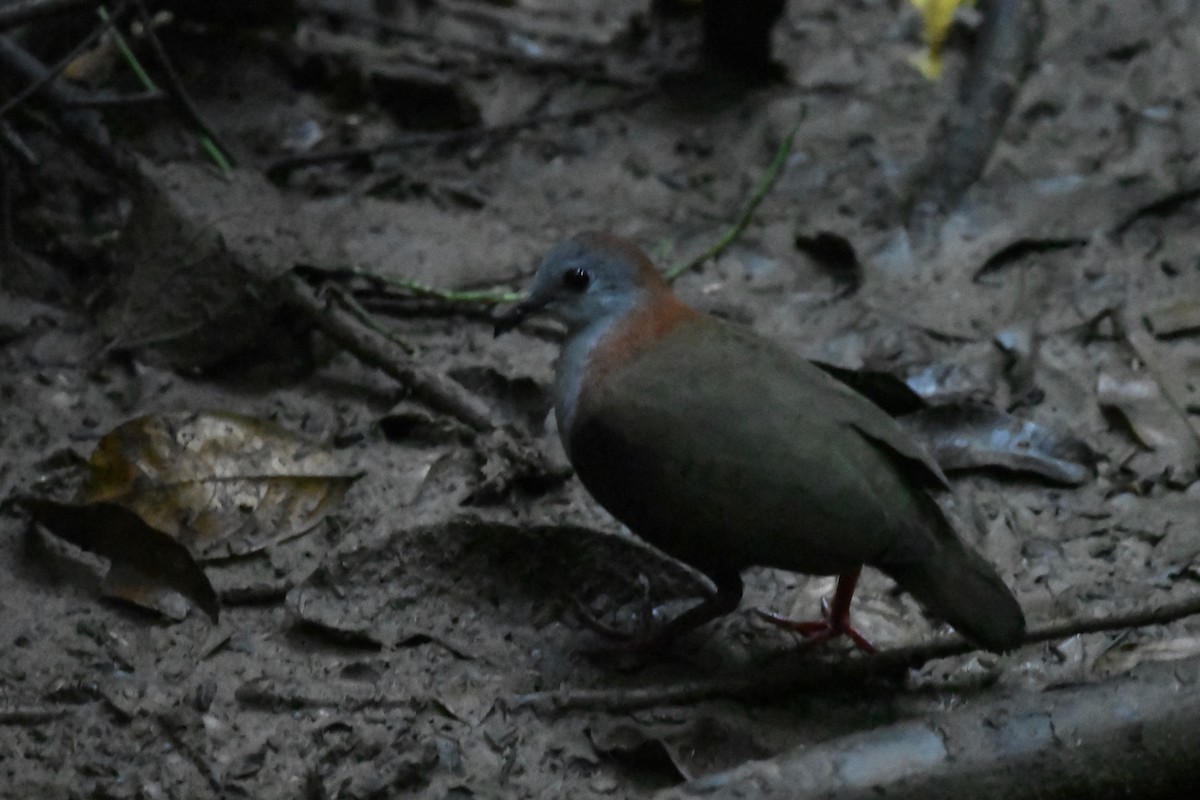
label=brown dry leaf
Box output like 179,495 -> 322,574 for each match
19,498 -> 219,620
83,411 -> 360,559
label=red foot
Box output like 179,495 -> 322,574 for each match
755,567 -> 878,655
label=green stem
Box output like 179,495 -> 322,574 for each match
350,266 -> 522,305
664,108 -> 807,282
99,5 -> 231,173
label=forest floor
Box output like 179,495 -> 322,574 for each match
3,0 -> 1200,797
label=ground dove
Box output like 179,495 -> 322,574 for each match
495,232 -> 1025,653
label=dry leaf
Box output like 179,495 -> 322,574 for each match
19,498 -> 219,620
84,411 -> 360,559
900,404 -> 1096,485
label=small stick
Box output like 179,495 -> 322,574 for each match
513,592 -> 1200,713
130,1 -> 235,170
343,266 -> 521,306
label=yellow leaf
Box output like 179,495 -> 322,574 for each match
908,0 -> 973,79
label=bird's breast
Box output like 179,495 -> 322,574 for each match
555,292 -> 700,450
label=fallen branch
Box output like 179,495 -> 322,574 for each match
907,0 -> 1044,229
300,0 -> 645,89
279,271 -> 565,494
512,592 -> 1200,713
658,654 -> 1200,800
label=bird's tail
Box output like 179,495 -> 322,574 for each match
881,499 -> 1025,653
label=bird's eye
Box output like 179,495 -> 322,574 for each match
563,267 -> 591,291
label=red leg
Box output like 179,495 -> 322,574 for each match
756,567 -> 878,654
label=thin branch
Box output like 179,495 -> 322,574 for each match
342,266 -> 521,306
278,271 -> 564,497
512,592 -> 1200,713
62,87 -> 165,107
131,1 -> 235,169
663,111 -> 804,281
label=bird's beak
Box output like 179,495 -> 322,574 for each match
493,297 -> 547,337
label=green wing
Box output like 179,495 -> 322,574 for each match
568,319 -> 942,577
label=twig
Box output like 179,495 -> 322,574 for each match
342,266 -> 521,306
321,283 -> 415,354
0,0 -> 99,30
62,87 -> 165,107
512,592 -> 1200,713
279,271 -> 562,497
0,705 -> 72,724
0,142 -> 15,258
663,112 -> 804,281
98,4 -> 232,172
130,1 -> 235,169
1,120 -> 38,164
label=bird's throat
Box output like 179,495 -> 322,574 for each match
554,291 -> 699,446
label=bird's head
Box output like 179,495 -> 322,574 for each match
494,232 -> 669,337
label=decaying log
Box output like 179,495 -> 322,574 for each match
658,654 -> 1200,800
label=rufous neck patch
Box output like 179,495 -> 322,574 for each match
583,290 -> 699,388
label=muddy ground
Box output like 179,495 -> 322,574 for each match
3,0 -> 1200,797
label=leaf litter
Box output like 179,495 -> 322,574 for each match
18,411 -> 359,620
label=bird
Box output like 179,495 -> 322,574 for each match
494,232 -> 1025,654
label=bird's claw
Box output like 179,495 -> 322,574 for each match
754,601 -> 878,655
